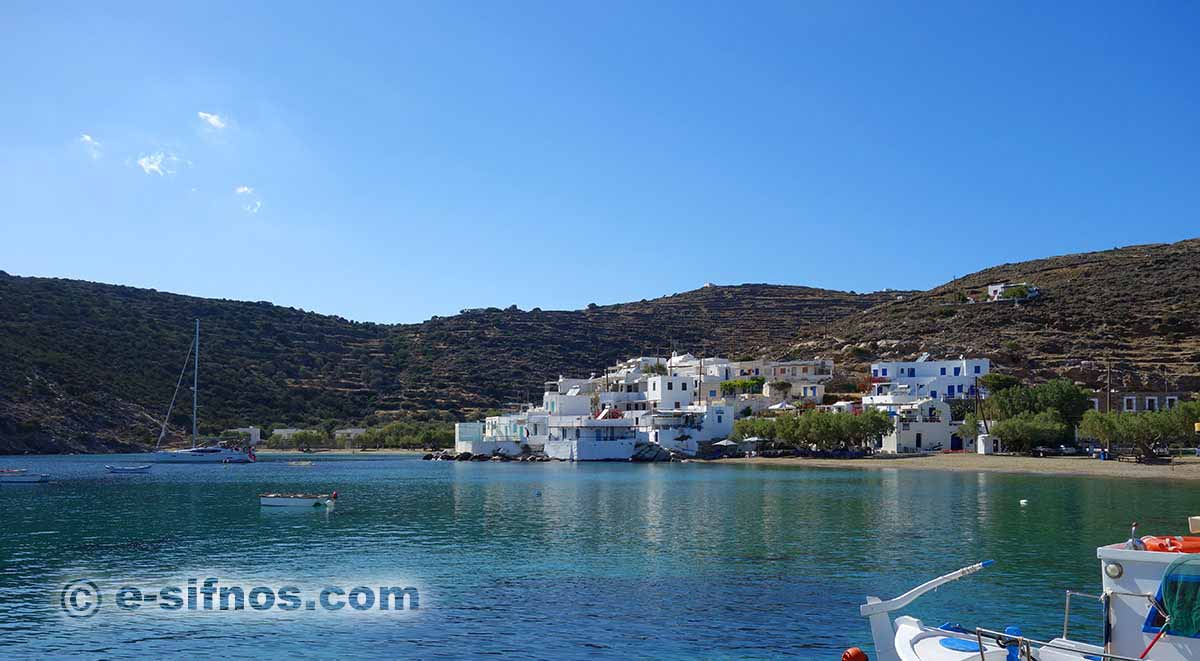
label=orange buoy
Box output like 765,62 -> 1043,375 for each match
842,647 -> 869,661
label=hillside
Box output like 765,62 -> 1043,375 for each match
782,239 -> 1200,391
0,275 -> 894,453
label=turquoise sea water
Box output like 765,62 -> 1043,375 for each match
2,454 -> 1198,659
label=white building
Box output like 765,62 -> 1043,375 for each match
869,357 -> 990,402
454,351 -> 747,460
873,397 -> 962,454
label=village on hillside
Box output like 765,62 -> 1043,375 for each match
442,326 -> 1198,463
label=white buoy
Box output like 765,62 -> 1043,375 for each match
1019,499 -> 1029,506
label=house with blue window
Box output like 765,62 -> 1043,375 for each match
869,357 -> 991,402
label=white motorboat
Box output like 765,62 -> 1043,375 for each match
260,492 -> 338,508
105,464 -> 152,473
0,472 -> 49,483
852,520 -> 1200,661
150,319 -> 256,464
286,460 -> 314,467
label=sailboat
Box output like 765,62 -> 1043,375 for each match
152,319 -> 255,464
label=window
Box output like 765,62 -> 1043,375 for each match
1124,397 -> 1136,411
957,384 -> 964,394
881,368 -> 888,376
651,382 -> 657,391
908,368 -> 916,377
674,402 -> 680,410
953,367 -> 961,376
667,382 -> 673,391
1167,397 -> 1178,410
709,390 -> 717,398
915,433 -> 922,449
974,365 -> 981,374
940,368 -> 946,376
872,369 -> 878,377
1146,398 -> 1158,412
717,415 -> 723,423
681,382 -> 688,391
931,390 -> 938,399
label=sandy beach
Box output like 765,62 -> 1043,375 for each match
254,448 -> 426,455
718,452 -> 1200,481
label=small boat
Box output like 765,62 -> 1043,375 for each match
0,472 -> 49,483
105,464 -> 152,474
259,492 -> 337,508
286,461 -> 314,467
852,519 -> 1200,660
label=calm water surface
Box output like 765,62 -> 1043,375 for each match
2,455 -> 1198,659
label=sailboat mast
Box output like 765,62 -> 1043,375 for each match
193,318 -> 199,448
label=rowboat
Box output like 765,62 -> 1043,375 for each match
260,492 -> 337,508
105,464 -> 152,474
0,472 -> 49,483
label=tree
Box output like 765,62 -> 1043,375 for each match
1032,379 -> 1092,430
769,380 -> 793,395
979,373 -> 1021,392
851,409 -> 893,448
1079,410 -> 1121,450
990,410 -> 1066,454
986,385 -> 1039,421
957,413 -> 981,441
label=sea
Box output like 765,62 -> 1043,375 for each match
2,454 -> 1195,659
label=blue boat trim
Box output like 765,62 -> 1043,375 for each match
938,637 -> 982,652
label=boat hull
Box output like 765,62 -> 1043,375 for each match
106,465 -> 152,473
260,496 -> 333,508
153,449 -> 252,463
0,474 -> 49,483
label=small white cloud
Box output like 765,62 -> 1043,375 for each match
197,111 -> 226,129
79,134 -> 102,159
135,151 -> 182,176
233,184 -> 262,213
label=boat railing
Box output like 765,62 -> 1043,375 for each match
972,625 -> 1145,661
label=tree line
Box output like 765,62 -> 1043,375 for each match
731,409 -> 893,450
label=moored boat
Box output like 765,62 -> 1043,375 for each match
105,464 -> 152,474
853,520 -> 1200,660
150,319 -> 257,464
260,492 -> 337,508
0,472 -> 49,483
286,461 -> 314,467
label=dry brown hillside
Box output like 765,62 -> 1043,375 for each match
783,239 -> 1200,390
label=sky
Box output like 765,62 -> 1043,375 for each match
2,2 -> 1197,324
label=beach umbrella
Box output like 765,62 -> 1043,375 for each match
713,439 -> 738,447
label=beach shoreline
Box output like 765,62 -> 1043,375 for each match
254,448 -> 427,455
712,452 -> 1200,481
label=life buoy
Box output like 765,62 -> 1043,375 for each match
1141,536 -> 1200,553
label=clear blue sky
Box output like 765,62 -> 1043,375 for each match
2,2 -> 1197,324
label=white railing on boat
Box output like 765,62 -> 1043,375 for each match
972,626 -> 1144,661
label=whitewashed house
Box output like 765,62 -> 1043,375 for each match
869,357 -> 990,402
873,397 -> 959,454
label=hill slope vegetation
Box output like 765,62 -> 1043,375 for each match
0,276 -> 892,453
